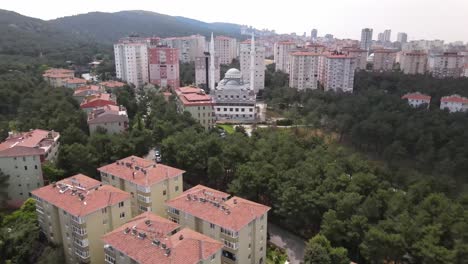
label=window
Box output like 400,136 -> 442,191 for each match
102,208 -> 107,214
24,166 -> 28,170
163,190 -> 167,196
105,254 -> 116,264
210,223 -> 215,229
119,212 -> 125,219
23,157 -> 26,162
111,175 -> 115,180
118,201 -> 124,208
168,207 -> 180,215
35,165 -> 38,170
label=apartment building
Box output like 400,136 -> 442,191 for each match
274,41 -> 297,72
80,93 -> 117,113
63,77 -> 87,89
428,52 -> 464,78
240,38 -> 266,91
397,32 -> 408,44
373,50 -> 397,71
98,156 -> 185,217
289,51 -> 321,90
304,43 -> 326,54
343,48 -> 368,70
215,36 -> 238,65
148,45 -> 180,89
319,53 -> 356,92
161,35 -> 206,63
166,185 -> 270,264
42,68 -> 75,88
100,81 -> 126,92
0,129 -> 60,207
360,28 -> 373,51
195,54 -> 221,89
102,212 -> 223,264
399,51 -> 428,75
87,105 -> 129,135
401,92 -> 431,108
175,86 -> 216,130
73,85 -> 104,103
114,37 -> 149,88
440,94 -> 468,113
31,174 -> 131,264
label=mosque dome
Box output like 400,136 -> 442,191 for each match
225,68 -> 242,79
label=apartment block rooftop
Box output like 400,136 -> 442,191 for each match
98,156 -> 185,187
166,185 -> 270,231
0,129 -> 60,158
102,212 -> 222,264
31,174 -> 130,217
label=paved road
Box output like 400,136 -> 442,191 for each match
268,223 -> 306,264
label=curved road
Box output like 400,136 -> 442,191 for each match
268,223 -> 306,264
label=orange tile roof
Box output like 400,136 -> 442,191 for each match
64,77 -> 87,84
402,92 -> 431,101
100,81 -> 126,88
98,156 -> 185,187
166,185 -> 270,231
0,129 -> 60,157
31,174 -> 130,217
102,212 -> 222,264
441,94 -> 468,103
42,68 -> 75,79
175,87 -> 213,107
80,93 -> 116,109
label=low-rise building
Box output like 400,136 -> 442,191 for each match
73,85 -> 104,103
80,93 -> 116,113
63,78 -> 87,89
43,68 -> 75,88
440,94 -> 468,113
399,51 -> 428,75
428,52 -> 464,78
87,105 -> 129,134
102,212 -> 223,264
289,51 -> 321,90
0,129 -> 60,207
31,174 -> 132,264
99,81 -> 126,92
166,185 -> 270,264
373,49 -> 397,71
401,92 -> 431,108
175,87 -> 216,130
319,52 -> 356,92
98,156 -> 185,217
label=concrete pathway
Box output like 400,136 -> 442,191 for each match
268,223 -> 306,264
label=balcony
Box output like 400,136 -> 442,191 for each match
222,239 -> 239,250
137,194 -> 151,204
74,238 -> 89,248
71,215 -> 85,224
75,249 -> 90,260
137,185 -> 151,193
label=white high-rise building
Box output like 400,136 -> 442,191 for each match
114,37 -> 149,88
289,51 -> 321,90
319,52 -> 356,93
383,30 -> 392,42
360,28 -> 373,51
274,41 -> 297,73
161,35 -> 206,63
397,32 -> 408,44
214,36 -> 238,65
311,29 -> 318,40
240,34 -> 265,92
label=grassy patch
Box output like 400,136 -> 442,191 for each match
218,124 -> 235,134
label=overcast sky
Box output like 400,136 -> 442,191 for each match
3,0 -> 468,42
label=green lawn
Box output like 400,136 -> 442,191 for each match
218,124 -> 235,134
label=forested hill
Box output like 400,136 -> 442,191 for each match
49,10 -> 243,44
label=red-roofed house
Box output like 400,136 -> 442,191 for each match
73,85 -> 104,103
31,174 -> 131,264
88,105 -> 129,134
440,94 -> 468,113
42,68 -> 75,87
99,80 -> 126,91
175,87 -> 215,130
80,93 -> 117,113
402,92 -> 431,108
102,212 -> 223,264
166,185 -> 271,264
63,77 -> 87,89
0,129 -> 60,207
98,156 -> 185,217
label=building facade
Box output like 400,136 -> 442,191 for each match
166,185 -> 270,264
274,41 -> 297,73
401,92 -> 431,108
343,48 -> 368,70
215,36 -> 238,65
87,105 -> 129,135
42,68 -> 75,88
240,38 -> 266,91
63,78 -> 87,89
373,50 -> 397,71
360,28 -> 373,51
399,51 -> 428,75
73,85 -> 104,103
175,87 -> 216,130
289,52 -> 321,90
102,212 -> 223,264
114,37 -> 149,88
31,174 -> 131,264
195,54 -> 220,89
148,45 -> 180,89
428,52 -> 464,78
397,32 -> 408,44
161,35 -> 206,63
0,129 -> 60,207
319,53 -> 356,92
98,156 -> 185,217
440,94 -> 468,113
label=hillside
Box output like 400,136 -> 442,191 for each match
49,10 -> 244,44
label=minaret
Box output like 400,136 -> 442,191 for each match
249,32 -> 256,91
209,33 -> 216,91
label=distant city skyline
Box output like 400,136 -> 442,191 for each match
2,0 -> 468,43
